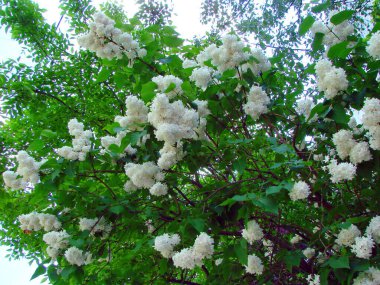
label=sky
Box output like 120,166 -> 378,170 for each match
0,0 -> 209,284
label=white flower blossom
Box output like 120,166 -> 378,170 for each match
351,236 -> 374,259
366,31 -> 380,59
353,267 -> 380,285
64,246 -> 92,266
152,75 -> 183,99
315,58 -> 348,99
242,220 -> 264,244
289,181 -> 310,201
366,216 -> 380,243
243,86 -> 270,120
303,247 -> 315,259
326,159 -> 356,183
361,98 -> 380,150
190,67 -> 213,90
245,254 -> 264,275
125,162 -> 164,189
335,224 -> 361,247
78,12 -> 145,62
79,217 -> 112,237
153,233 -> 181,258
149,182 -> 168,196
57,119 -> 92,161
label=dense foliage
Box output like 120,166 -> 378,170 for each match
0,0 -> 379,284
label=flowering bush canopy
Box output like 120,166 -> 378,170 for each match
0,0 -> 379,284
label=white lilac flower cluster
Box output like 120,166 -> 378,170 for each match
124,162 -> 167,196
289,181 -> 311,201
64,246 -> 92,266
295,98 -> 315,121
242,220 -> 264,244
307,274 -> 320,285
43,230 -> 70,259
353,267 -> 380,285
152,75 -> 183,99
241,48 -> 271,76
189,67 -> 214,90
196,34 -> 249,73
315,58 -> 348,100
290,234 -> 302,244
310,10 -> 354,48
18,212 -> 61,232
332,129 -> 372,164
154,233 -> 181,258
100,131 -> 137,157
172,232 -> 214,270
56,118 -> 92,161
303,247 -> 315,259
100,96 -> 149,157
361,98 -> 380,150
243,86 -> 270,121
351,236 -> 375,259
245,254 -> 264,275
366,31 -> 380,60
325,159 -> 357,183
115,96 -> 149,131
79,217 -> 112,238
147,94 -> 205,169
366,216 -> 380,243
2,151 -> 45,190
182,59 -> 197,69
335,224 -> 361,247
77,12 -> 146,62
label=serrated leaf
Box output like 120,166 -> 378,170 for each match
61,266 -> 76,280
30,265 -> 46,280
330,10 -> 354,25
299,15 -> 315,36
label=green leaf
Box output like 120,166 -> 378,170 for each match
27,139 -> 45,151
312,1 -> 330,13
96,68 -> 112,83
234,240 -> 248,265
308,103 -> 330,121
164,82 -> 176,93
330,10 -> 354,25
188,218 -> 205,232
282,250 -> 302,271
254,197 -> 279,214
30,264 -> 46,280
61,266 -> 76,280
328,256 -> 350,269
141,81 -> 157,102
41,129 -> 57,138
110,205 -> 124,214
328,41 -> 352,59
332,104 -> 349,124
312,32 -> 325,51
299,15 -> 315,36
232,158 -> 246,175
